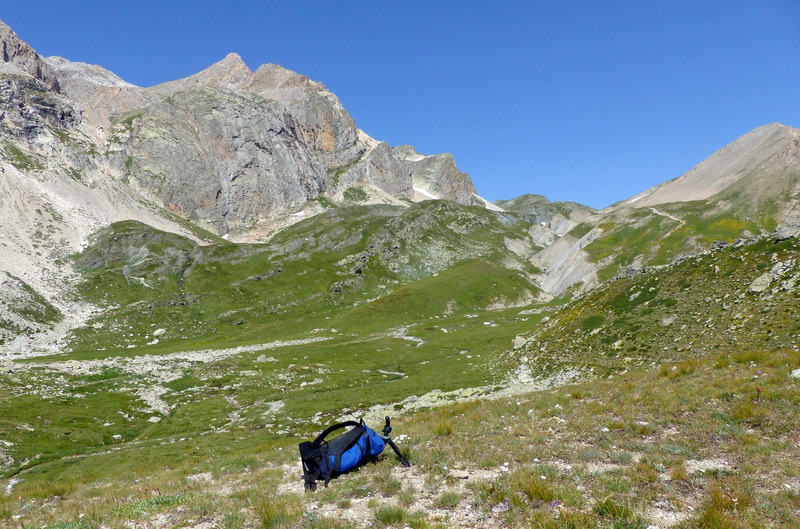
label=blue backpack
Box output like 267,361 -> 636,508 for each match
299,417 -> 410,490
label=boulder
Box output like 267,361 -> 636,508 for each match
748,272 -> 772,293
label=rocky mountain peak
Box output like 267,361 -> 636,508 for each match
616,122 -> 800,210
0,19 -> 60,92
195,52 -> 252,87
153,52 -> 253,92
246,63 -> 334,103
394,145 -> 426,162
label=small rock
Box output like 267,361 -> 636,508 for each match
153,328 -> 166,337
791,369 -> 800,379
148,416 -> 161,423
711,241 -> 729,251
448,469 -> 470,479
256,355 -> 278,362
492,502 -> 510,513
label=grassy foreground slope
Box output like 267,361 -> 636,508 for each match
2,337 -> 797,528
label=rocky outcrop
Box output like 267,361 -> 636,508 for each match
45,56 -> 134,98
496,194 -> 595,224
0,20 -> 60,92
0,76 -> 78,141
395,145 -> 476,204
0,271 -> 61,345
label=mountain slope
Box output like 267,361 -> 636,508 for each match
525,123 -> 800,295
616,123 -> 800,216
2,221 -> 799,529
517,227 -> 800,376
44,47 -> 479,235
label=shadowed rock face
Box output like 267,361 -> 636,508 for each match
0,22 -> 78,141
0,76 -> 78,140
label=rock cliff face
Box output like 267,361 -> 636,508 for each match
395,145 -> 476,204
41,46 -> 478,236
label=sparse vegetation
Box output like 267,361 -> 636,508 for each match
1,142 -> 43,170
344,186 -> 369,203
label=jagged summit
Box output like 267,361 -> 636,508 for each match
154,51 -> 253,92
246,62 -> 328,101
0,19 -> 60,91
0,18 -> 479,241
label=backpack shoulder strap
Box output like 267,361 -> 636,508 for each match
313,421 -> 361,445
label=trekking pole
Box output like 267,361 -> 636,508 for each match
382,416 -> 411,467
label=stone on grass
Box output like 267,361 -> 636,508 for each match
748,273 -> 772,293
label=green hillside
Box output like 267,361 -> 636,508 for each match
518,230 -> 800,376
582,198 -> 782,282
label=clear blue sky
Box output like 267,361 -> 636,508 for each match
4,1 -> 800,208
